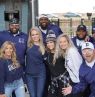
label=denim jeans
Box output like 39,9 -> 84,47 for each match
26,72 -> 46,97
5,78 -> 25,97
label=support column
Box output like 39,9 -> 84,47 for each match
28,0 -> 38,28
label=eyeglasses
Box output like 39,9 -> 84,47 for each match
82,49 -> 94,55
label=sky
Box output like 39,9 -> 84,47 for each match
39,0 -> 95,14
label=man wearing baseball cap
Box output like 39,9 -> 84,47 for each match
9,18 -> 20,34
72,24 -> 92,55
0,18 -> 27,68
62,42 -> 95,97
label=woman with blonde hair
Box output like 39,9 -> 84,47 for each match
25,27 -> 46,97
0,41 -> 25,97
54,34 -> 82,97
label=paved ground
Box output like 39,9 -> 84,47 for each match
25,85 -> 30,97
25,92 -> 30,97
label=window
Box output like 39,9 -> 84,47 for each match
4,10 -> 19,21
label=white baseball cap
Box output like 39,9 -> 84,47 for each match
81,42 -> 94,50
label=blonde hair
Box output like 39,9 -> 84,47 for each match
27,27 -> 45,55
53,34 -> 75,63
0,41 -> 19,67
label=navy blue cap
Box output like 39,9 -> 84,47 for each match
77,25 -> 87,32
9,18 -> 19,24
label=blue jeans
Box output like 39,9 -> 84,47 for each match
5,78 -> 25,97
26,73 -> 46,97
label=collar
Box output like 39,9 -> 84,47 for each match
39,26 -> 47,34
85,59 -> 95,68
9,31 -> 20,36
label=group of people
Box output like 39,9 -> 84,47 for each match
0,14 -> 95,97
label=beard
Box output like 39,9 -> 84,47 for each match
40,26 -> 47,30
39,23 -> 48,30
9,29 -> 19,34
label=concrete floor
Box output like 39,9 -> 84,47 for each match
25,92 -> 30,97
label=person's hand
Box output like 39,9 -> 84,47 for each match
85,35 -> 90,42
62,85 -> 72,95
0,94 -> 6,97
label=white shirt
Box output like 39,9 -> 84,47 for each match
65,47 -> 83,83
76,39 -> 85,47
39,26 -> 47,34
86,60 -> 95,68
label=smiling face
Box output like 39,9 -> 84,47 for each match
76,30 -> 87,39
39,17 -> 49,30
82,48 -> 95,63
46,41 -> 55,52
9,23 -> 20,34
59,36 -> 69,50
4,44 -> 13,59
31,30 -> 40,44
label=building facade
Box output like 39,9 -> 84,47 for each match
0,0 -> 38,33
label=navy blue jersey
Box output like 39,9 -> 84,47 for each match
0,58 -> 23,94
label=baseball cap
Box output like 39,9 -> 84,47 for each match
77,25 -> 87,32
46,30 -> 56,42
81,42 -> 94,50
9,18 -> 19,24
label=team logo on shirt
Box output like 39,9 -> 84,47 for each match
8,63 -> 20,71
8,64 -> 17,71
18,38 -> 25,43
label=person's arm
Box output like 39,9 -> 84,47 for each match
62,74 -> 87,95
84,35 -> 90,42
0,60 -> 5,94
42,51 -> 49,66
66,47 -> 82,82
72,74 -> 87,94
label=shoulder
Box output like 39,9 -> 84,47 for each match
0,58 -> 6,62
48,24 -> 61,29
0,30 -> 9,35
68,47 -> 78,53
72,36 -> 76,40
0,58 -> 6,66
68,47 -> 82,58
19,32 -> 28,39
20,32 -> 27,36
